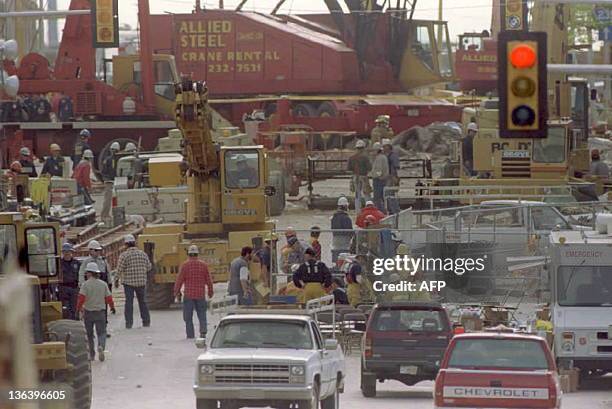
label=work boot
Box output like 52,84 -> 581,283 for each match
98,346 -> 105,362
143,322 -> 150,328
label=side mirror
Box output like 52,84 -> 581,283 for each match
195,338 -> 207,349
325,339 -> 338,351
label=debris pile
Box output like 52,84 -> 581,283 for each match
392,122 -> 463,157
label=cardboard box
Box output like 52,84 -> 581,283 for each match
483,307 -> 509,325
461,315 -> 483,332
559,368 -> 580,393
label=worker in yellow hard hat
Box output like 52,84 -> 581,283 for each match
370,115 -> 394,145
41,143 -> 66,177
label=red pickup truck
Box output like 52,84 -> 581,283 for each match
435,332 -> 561,409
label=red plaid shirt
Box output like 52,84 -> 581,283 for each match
174,258 -> 213,300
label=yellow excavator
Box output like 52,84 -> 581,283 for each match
139,79 -> 276,308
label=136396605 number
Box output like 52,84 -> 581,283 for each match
4,389 -> 68,401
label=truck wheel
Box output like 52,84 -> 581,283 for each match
299,382 -> 319,409
47,320 -> 92,409
360,371 -> 376,398
321,387 -> 339,409
317,102 -> 337,118
196,399 -> 217,409
145,281 -> 174,310
268,170 -> 286,216
39,383 -> 73,409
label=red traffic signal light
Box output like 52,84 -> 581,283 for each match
498,31 -> 547,138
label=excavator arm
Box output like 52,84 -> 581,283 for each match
174,79 -> 219,175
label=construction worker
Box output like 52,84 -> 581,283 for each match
370,115 -> 394,145
73,149 -> 94,205
370,142 -> 389,212
344,256 -> 363,306
293,248 -> 332,302
116,234 -> 152,329
73,129 -> 92,169
229,246 -> 253,305
229,154 -> 257,188
41,143 -> 65,177
279,264 -> 304,303
383,139 -> 400,214
280,227 -> 297,273
347,139 -> 372,212
326,277 -> 349,305
100,142 -> 121,224
174,245 -> 214,340
463,122 -> 478,176
125,142 -> 137,153
331,197 -> 353,263
77,262 -> 116,362
309,226 -> 322,260
18,147 -> 38,177
59,243 -> 81,320
356,200 -> 385,228
255,233 -> 277,286
285,236 -> 305,273
590,149 -> 610,178
78,240 -> 109,286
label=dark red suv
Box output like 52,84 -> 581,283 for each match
360,301 -> 453,397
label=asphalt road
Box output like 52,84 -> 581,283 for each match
91,301 -> 612,409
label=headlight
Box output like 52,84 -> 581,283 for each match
291,366 -> 305,376
200,364 -> 214,375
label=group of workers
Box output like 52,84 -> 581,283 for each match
348,115 -> 400,214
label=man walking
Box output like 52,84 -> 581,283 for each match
73,149 -> 95,205
174,245 -> 214,340
370,142 -> 389,212
73,129 -> 92,169
59,243 -> 81,320
78,240 -> 109,286
292,248 -> 332,302
347,139 -> 372,212
100,142 -> 120,224
229,247 -> 253,305
331,196 -> 353,263
116,234 -> 152,328
77,262 -> 116,361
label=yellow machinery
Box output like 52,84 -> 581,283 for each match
138,79 -> 275,309
0,212 -> 92,409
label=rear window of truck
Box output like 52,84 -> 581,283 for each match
212,320 -> 313,349
447,339 -> 549,370
371,309 -> 448,332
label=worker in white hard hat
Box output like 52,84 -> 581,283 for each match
463,121 -> 478,176
371,114 -> 394,145
370,141 -> 389,212
41,143 -> 65,177
100,142 -> 121,224
73,129 -> 92,170
77,261 -> 116,361
125,142 -> 137,153
18,146 -> 38,177
174,244 -> 214,340
331,195 -> 354,263
347,139 -> 372,213
78,240 -> 108,285
116,233 -> 152,329
72,149 -> 95,205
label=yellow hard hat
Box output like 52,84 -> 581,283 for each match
50,143 -> 61,152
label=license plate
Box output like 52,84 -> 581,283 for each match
400,365 -> 418,375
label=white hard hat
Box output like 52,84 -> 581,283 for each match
20,147 -> 30,156
124,234 -> 136,244
355,139 -> 366,148
83,149 -> 94,159
188,245 -> 199,255
365,200 -> 375,207
372,142 -> 382,150
110,142 -> 121,151
86,262 -> 101,273
87,240 -> 103,250
50,143 -> 61,152
467,122 -> 478,132
382,138 -> 392,146
125,142 -> 137,152
337,196 -> 349,207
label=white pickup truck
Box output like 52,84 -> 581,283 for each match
193,313 -> 345,409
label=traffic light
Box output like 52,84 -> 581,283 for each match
498,31 -> 547,138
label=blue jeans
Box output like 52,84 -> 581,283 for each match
183,297 -> 208,338
373,178 -> 386,212
124,285 -> 150,328
84,310 -> 106,356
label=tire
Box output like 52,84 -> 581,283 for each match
196,399 -> 217,409
360,368 -> 376,398
292,103 -> 317,117
321,387 -> 339,409
47,320 -> 92,409
299,381 -> 319,409
268,170 -> 286,216
317,101 -> 337,117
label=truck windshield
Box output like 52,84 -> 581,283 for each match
448,339 -> 549,370
371,309 -> 448,332
532,127 -> 565,163
557,266 -> 612,306
212,320 -> 313,349
0,224 -> 17,271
